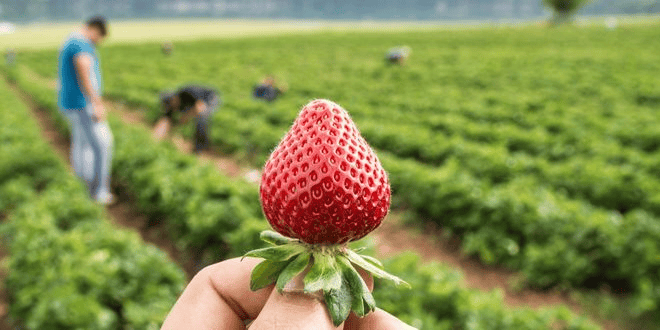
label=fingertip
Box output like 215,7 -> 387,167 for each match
251,289 -> 338,330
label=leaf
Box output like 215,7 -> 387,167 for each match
303,253 -> 342,293
324,277 -> 352,327
244,244 -> 306,261
250,259 -> 291,291
360,254 -> 384,269
260,230 -> 296,246
275,252 -> 311,292
346,250 -> 411,288
337,256 -> 371,317
362,291 -> 376,313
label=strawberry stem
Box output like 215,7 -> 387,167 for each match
243,231 -> 410,327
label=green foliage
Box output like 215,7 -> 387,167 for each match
543,0 -> 593,24
0,77 -> 186,329
49,27 -> 660,317
375,252 -> 600,330
14,25 -> 660,326
10,56 -> 605,329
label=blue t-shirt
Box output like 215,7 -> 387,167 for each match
57,33 -> 102,110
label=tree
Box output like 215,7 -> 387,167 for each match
543,0 -> 592,25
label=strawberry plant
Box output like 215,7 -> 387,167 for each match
0,77 -> 186,329
11,23 -> 660,325
8,57 -> 606,329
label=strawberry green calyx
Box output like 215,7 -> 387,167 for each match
244,230 -> 410,327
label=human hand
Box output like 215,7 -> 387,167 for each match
92,100 -> 107,122
161,257 -> 416,330
195,100 -> 207,115
153,117 -> 172,141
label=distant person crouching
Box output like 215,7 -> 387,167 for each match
154,85 -> 220,153
253,76 -> 287,102
386,46 -> 411,65
162,41 -> 173,56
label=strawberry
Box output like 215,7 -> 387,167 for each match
244,100 -> 409,327
260,99 -> 391,244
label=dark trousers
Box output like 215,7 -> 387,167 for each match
194,96 -> 219,153
253,85 -> 279,102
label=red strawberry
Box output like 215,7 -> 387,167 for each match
245,100 -> 408,327
260,99 -> 391,244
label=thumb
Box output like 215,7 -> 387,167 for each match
249,286 -> 341,330
248,265 -> 344,330
248,263 -> 375,330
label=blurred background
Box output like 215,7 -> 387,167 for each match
1,1 -> 660,330
0,0 -> 658,22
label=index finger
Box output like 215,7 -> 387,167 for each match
161,257 -> 274,330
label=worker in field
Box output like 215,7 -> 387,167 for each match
154,85 -> 220,153
162,41 -> 173,56
57,16 -> 114,205
386,46 -> 411,65
5,48 -> 15,67
253,76 -> 287,102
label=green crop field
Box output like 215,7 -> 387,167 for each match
3,17 -> 660,329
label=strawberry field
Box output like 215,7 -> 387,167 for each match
2,20 -> 660,329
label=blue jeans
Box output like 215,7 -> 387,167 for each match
62,106 -> 114,202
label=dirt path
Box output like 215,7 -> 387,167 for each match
108,101 -> 622,329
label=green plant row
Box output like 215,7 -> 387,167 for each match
15,28 -> 660,161
12,26 -> 660,320
382,152 -> 660,306
376,252 -> 600,330
6,65 -> 270,265
172,102 -> 660,218
156,99 -> 660,318
13,56 -> 660,220
0,75 -> 186,329
7,67 -> 605,329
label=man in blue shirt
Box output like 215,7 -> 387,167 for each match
57,16 -> 114,204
